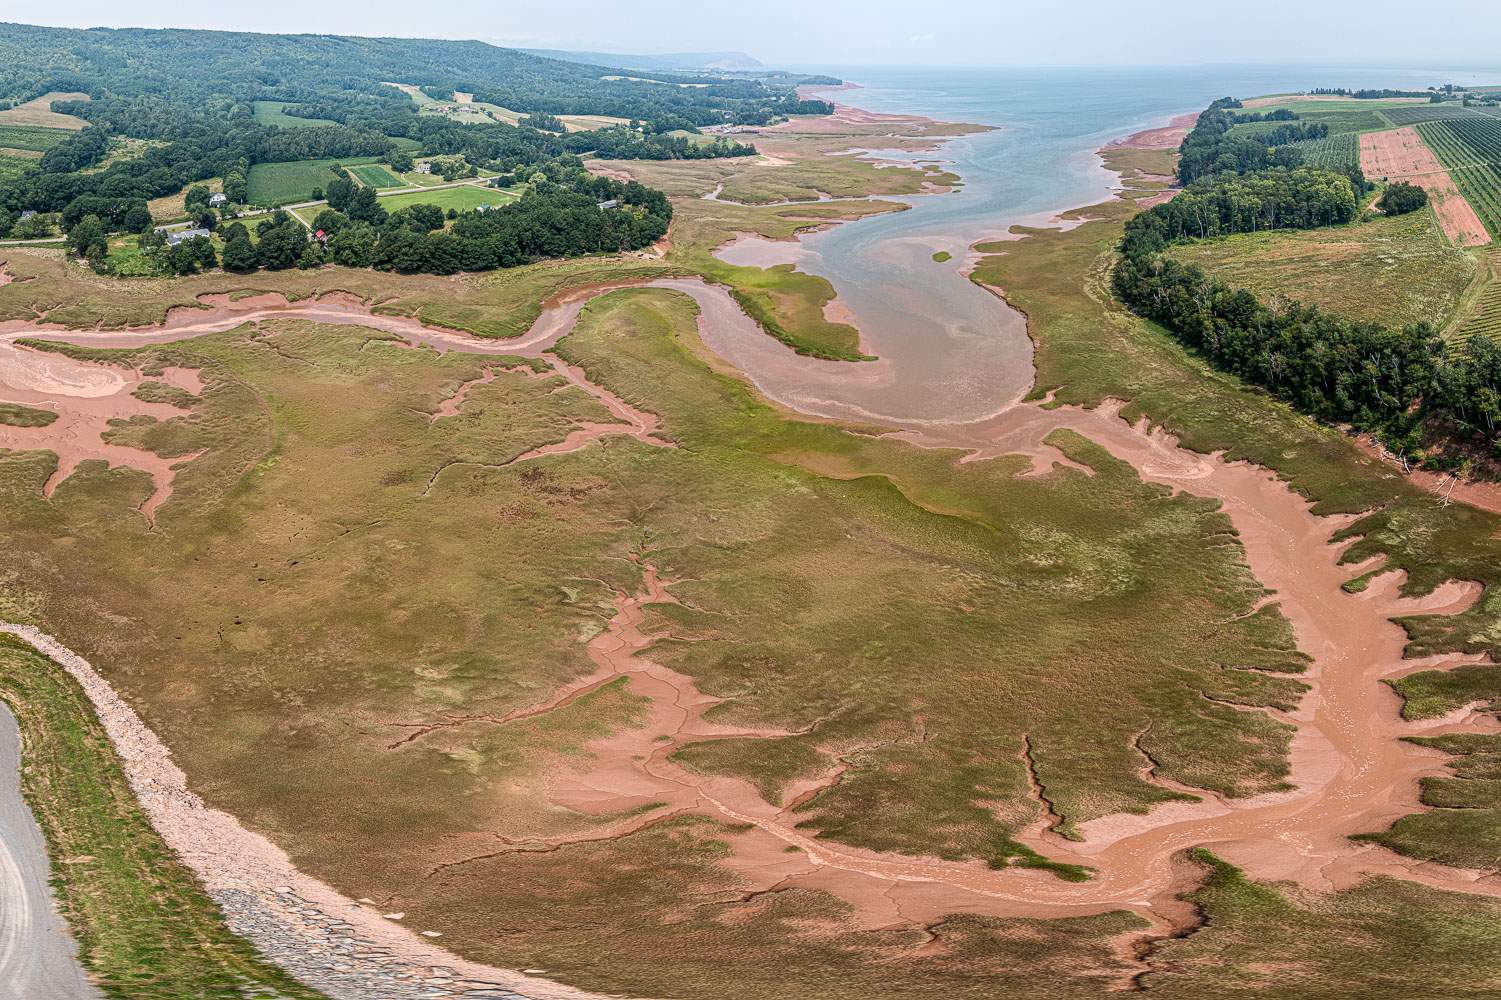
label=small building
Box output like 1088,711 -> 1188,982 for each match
166,228 -> 211,247
415,161 -> 432,174
597,199 -> 618,210
19,210 -> 37,220
209,192 -> 228,206
475,205 -> 492,213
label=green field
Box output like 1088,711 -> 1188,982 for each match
1453,246 -> 1501,352
245,156 -> 383,205
1285,131 -> 1361,168
1169,207 -> 1474,332
348,163 -> 404,188
376,184 -> 515,213
250,101 -> 337,128
0,123 -> 71,152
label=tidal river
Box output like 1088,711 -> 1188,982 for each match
707,64 -> 1498,429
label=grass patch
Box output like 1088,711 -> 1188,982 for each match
0,402 -> 58,427
1169,208 -> 1475,330
250,102 -> 337,128
246,156 -> 383,206
0,123 -> 72,152
932,250 -> 952,262
0,636 -> 326,998
377,185 -> 514,214
0,92 -> 89,129
347,163 -> 403,189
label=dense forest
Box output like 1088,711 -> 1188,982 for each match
0,22 -> 828,225
0,23 -> 832,127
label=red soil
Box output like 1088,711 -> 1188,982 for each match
1107,112 -> 1200,151
1359,128 -> 1491,247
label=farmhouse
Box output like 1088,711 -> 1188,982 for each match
209,192 -> 227,205
597,198 -> 618,210
19,210 -> 37,219
415,161 -> 432,174
166,228 -> 211,246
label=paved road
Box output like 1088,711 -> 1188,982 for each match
0,705 -> 102,1000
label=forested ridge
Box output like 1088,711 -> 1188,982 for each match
0,23 -> 831,127
0,22 -> 825,215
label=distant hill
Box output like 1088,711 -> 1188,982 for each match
517,49 -> 765,73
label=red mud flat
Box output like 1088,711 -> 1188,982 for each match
0,281 -> 687,520
1107,112 -> 1200,151
1360,127 -> 1491,247
11,275 -> 1501,977
0,343 -> 204,521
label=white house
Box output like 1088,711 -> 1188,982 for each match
209,192 -> 228,206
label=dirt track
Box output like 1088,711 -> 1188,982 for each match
3,278 -> 1497,960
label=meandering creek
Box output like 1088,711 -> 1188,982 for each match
2,271 -> 1496,948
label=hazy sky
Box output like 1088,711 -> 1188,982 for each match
19,1 -> 1501,69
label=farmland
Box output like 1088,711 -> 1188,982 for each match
348,163 -> 404,188
1287,131 -> 1360,169
250,101 -> 337,128
1417,118 -> 1501,239
1453,246 -> 1501,352
1170,207 -> 1474,330
1385,105 -> 1501,126
377,184 -> 516,213
1359,127 -> 1491,247
245,156 -> 383,205
0,91 -> 89,129
0,124 -> 71,153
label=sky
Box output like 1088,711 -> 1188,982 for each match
18,1 -> 1501,70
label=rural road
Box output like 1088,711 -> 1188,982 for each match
0,704 -> 102,1000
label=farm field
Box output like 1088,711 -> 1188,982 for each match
245,156 -> 383,205
1359,127 -> 1491,246
0,124 -> 72,153
1417,118 -> 1501,239
251,101 -> 337,128
561,113 -> 632,131
0,91 -> 89,129
377,184 -> 516,212
380,81 -> 436,106
1296,109 -> 1394,134
1286,131 -> 1360,168
1453,246 -> 1501,352
1170,208 -> 1475,330
1384,105 -> 1501,127
348,163 -> 404,188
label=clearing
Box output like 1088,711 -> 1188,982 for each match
348,163 -> 404,189
377,185 -> 516,213
245,156 -> 384,205
250,102 -> 337,128
1360,127 -> 1491,247
0,92 -> 89,130
1170,208 -> 1476,330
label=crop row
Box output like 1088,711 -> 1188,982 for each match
1450,165 -> 1501,240
1287,132 -> 1359,169
1454,247 -> 1501,353
1384,105 -> 1497,127
1420,118 -> 1501,166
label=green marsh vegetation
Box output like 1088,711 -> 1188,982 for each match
0,401 -> 58,426
0,637 -> 327,999
0,263 -> 1325,996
